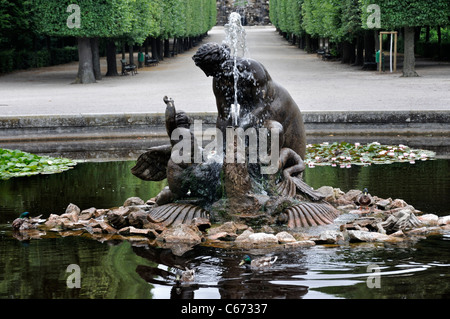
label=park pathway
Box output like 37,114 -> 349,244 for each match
0,26 -> 449,118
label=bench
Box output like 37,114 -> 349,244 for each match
317,48 -> 333,61
145,54 -> 159,67
121,59 -> 137,76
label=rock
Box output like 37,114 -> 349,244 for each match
157,224 -> 202,245
106,211 -> 128,229
124,197 -> 145,207
61,203 -> 80,222
314,230 -> 345,244
418,214 -> 439,226
128,209 -> 148,228
316,186 -> 334,201
438,215 -> 450,225
96,220 -> 117,234
79,207 -> 96,220
376,198 -> 392,210
347,230 -> 393,243
379,208 -> 422,234
207,231 -> 237,241
95,209 -> 110,218
283,240 -> 316,248
112,206 -> 132,217
44,214 -> 62,229
248,233 -> 279,244
336,189 -> 361,205
276,231 -> 297,243
65,203 -> 81,215
235,229 -> 254,242
390,199 -> 408,209
118,226 -> 157,238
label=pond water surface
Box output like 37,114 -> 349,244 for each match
0,159 -> 449,299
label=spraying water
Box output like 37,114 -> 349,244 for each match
223,12 -> 248,127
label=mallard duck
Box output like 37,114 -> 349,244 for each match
11,212 -> 32,230
175,267 -> 195,283
356,188 -> 373,212
11,212 -> 44,231
239,255 -> 278,269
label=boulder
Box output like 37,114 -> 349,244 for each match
248,233 -> 279,244
235,229 -> 255,242
347,230 -> 396,243
124,197 -> 145,207
283,240 -> 316,248
314,230 -> 346,244
128,209 -> 148,228
438,215 -> 450,226
418,214 -> 439,226
316,186 -> 335,201
61,203 -> 80,222
157,224 -> 202,245
79,207 -> 96,220
276,231 -> 297,244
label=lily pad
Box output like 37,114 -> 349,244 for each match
0,148 -> 78,180
305,142 -> 436,168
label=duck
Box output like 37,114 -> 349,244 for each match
239,255 -> 278,269
175,267 -> 195,283
356,188 -> 373,212
11,212 -> 33,230
11,212 -> 43,231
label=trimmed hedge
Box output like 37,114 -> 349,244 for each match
0,46 -> 78,74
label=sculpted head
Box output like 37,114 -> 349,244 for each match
192,42 -> 231,77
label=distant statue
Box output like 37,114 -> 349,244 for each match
192,42 -> 306,159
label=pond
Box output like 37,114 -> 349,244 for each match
0,159 -> 449,299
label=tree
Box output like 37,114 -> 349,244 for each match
33,0 -> 134,83
360,0 -> 450,77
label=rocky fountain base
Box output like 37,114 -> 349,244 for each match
12,188 -> 450,255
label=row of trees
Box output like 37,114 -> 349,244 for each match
2,0 -> 216,83
269,0 -> 450,77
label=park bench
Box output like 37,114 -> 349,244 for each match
121,59 -> 137,76
145,54 -> 159,67
317,48 -> 333,61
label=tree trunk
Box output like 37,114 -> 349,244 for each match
164,38 -> 170,57
354,34 -> 364,66
75,37 -> 95,84
402,26 -> 418,77
90,37 -> 101,81
128,43 -> 134,65
105,39 -> 118,77
364,30 -> 375,63
341,40 -> 355,64
150,37 -> 158,61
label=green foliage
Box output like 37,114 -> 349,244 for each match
270,0 -> 304,36
31,0 -> 216,42
33,0 -> 134,38
305,142 -> 436,168
0,148 -> 77,180
302,0 -> 341,39
360,0 -> 450,29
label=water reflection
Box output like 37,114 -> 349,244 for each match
1,159 -> 450,299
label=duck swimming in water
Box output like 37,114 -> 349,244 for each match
239,255 -> 278,269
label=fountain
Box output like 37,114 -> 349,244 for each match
131,12 -> 338,230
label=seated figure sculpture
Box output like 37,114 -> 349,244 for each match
192,42 -> 306,159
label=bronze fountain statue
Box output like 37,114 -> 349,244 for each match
131,42 -> 339,229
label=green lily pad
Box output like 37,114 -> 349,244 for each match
0,148 -> 78,180
305,142 -> 436,168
